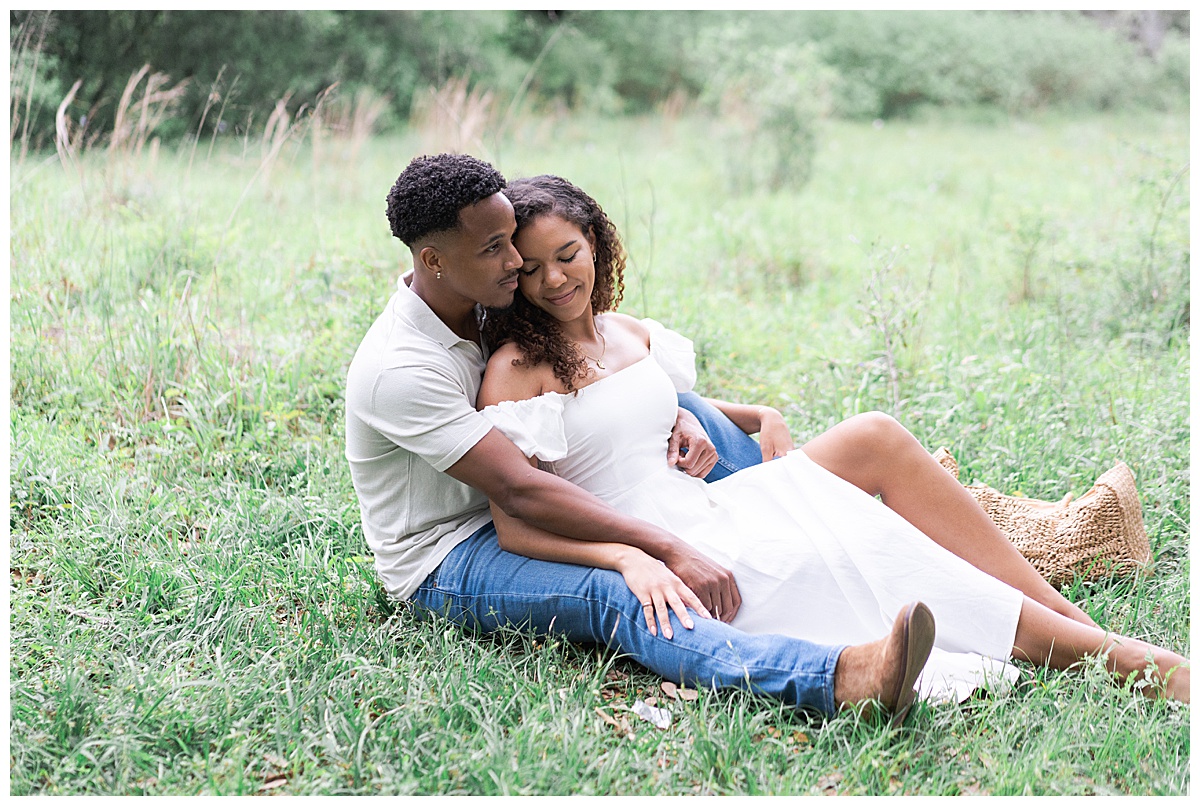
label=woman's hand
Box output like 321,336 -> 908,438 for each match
758,407 -> 794,461
614,547 -> 711,639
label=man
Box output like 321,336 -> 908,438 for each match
344,153 -> 933,718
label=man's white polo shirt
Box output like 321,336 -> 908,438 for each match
345,275 -> 495,599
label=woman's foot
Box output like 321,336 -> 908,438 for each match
1112,639 -> 1190,703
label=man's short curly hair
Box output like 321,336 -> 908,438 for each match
386,153 -> 507,246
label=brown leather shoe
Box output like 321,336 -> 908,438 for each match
886,601 -> 936,727
833,601 -> 936,726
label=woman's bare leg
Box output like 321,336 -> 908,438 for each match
1012,596 -> 1189,702
801,412 -> 1098,627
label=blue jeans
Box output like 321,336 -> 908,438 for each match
412,393 -> 844,714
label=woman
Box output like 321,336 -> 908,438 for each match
476,174 -> 1189,704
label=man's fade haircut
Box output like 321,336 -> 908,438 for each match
385,153 -> 507,246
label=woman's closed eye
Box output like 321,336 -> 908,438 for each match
517,263 -> 539,276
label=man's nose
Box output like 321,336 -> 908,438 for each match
503,243 -> 522,270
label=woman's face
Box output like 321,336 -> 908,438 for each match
513,214 -> 597,323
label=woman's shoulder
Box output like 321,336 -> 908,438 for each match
600,312 -> 651,346
479,341 -> 553,409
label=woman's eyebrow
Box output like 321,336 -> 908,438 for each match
555,239 -> 578,253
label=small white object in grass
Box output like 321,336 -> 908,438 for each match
631,699 -> 671,730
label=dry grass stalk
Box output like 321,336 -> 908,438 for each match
658,87 -> 690,123
316,86 -> 386,143
55,78 -> 84,175
346,88 -> 389,164
306,83 -> 340,176
349,88 -> 388,144
309,87 -> 389,165
656,87 -> 691,144
109,64 -> 190,161
412,76 -> 495,155
260,91 -> 295,183
10,10 -> 52,161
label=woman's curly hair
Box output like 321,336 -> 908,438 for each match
483,175 -> 626,392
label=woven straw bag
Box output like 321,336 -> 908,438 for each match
931,447 -> 1152,586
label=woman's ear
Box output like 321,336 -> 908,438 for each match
585,226 -> 597,252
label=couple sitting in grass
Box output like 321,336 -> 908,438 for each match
345,153 -> 1188,721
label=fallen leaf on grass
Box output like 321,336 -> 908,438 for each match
660,681 -> 699,701
817,771 -> 842,795
260,776 -> 287,791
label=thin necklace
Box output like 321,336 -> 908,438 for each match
580,328 -> 607,370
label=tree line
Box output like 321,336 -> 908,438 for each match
10,10 -> 1190,151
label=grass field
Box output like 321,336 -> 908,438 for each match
8,109 -> 1190,794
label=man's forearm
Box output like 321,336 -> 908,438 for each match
495,461 -> 683,562
446,428 -> 683,560
445,427 -> 740,619
489,499 -> 641,570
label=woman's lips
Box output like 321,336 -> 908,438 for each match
546,287 -> 578,306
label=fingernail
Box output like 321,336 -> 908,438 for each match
684,619 -> 694,629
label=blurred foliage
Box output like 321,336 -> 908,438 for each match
9,9 -> 1191,152
697,23 -> 835,192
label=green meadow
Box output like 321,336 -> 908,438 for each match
9,109 -> 1189,794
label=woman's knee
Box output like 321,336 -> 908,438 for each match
842,411 -> 912,452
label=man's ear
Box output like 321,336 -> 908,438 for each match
417,244 -> 443,274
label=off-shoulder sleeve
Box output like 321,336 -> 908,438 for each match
479,395 -> 569,462
641,318 -> 697,393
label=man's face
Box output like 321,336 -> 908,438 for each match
431,192 -> 523,309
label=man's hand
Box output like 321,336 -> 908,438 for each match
668,406 -> 718,478
662,543 -> 742,622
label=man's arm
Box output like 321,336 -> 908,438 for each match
444,427 -> 742,621
486,489 -> 709,637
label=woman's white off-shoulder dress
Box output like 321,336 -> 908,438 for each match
481,319 -> 1024,702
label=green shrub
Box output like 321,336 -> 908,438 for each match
698,27 -> 835,192
728,10 -> 1189,119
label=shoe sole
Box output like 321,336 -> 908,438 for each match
889,601 -> 936,728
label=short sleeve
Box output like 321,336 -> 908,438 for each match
641,318 -> 697,393
479,395 -> 569,462
355,364 -> 494,472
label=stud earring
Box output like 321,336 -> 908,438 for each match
436,271 -> 442,280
